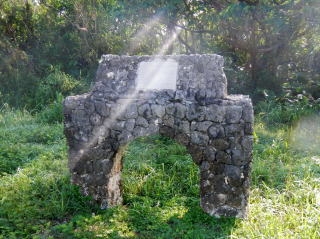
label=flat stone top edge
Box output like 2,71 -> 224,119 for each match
100,53 -> 223,58
99,53 -> 224,65
64,93 -> 252,107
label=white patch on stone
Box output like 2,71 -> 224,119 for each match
136,59 -> 178,90
224,176 -> 229,185
107,72 -> 114,79
217,193 -> 227,202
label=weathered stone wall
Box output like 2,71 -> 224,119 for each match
63,54 -> 254,218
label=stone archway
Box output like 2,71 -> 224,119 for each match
63,54 -> 253,218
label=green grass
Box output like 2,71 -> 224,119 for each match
0,107 -> 319,238
0,109 -> 95,238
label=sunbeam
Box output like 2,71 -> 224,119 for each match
128,14 -> 163,54
77,55 -> 179,160
156,27 -> 182,56
290,114 -> 320,154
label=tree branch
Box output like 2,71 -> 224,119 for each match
257,43 -> 282,53
175,24 -> 215,34
177,34 -> 195,53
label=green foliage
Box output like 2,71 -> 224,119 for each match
0,107 -> 65,174
34,68 -> 82,108
1,0 -> 320,108
0,0 -> 125,109
255,94 -> 320,126
36,93 -> 64,124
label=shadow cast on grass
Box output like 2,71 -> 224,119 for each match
52,202 -> 236,239
126,204 -> 236,239
52,135 -> 238,238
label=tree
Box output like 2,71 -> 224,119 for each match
0,0 -> 320,107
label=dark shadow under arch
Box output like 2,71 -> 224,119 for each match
119,134 -> 237,239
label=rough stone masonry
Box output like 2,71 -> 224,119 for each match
63,54 -> 254,218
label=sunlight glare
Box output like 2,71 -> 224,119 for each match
129,14 -> 163,53
290,114 -> 320,154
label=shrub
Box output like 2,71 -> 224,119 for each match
255,94 -> 320,126
36,93 -> 64,124
33,67 -> 83,110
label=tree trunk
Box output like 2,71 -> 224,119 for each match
251,51 -> 258,92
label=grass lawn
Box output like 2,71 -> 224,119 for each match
0,109 -> 319,239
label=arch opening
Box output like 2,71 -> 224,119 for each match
121,135 -> 199,211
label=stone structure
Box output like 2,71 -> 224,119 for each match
63,54 -> 254,218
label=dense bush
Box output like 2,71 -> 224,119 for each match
36,93 -> 64,124
255,93 -> 320,126
34,68 -> 83,108
1,0 -> 320,109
